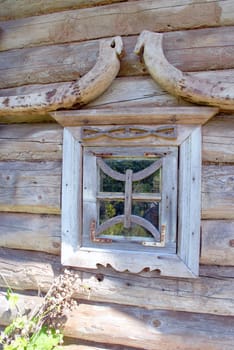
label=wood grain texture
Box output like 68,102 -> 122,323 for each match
0,124 -> 62,161
0,161 -> 61,214
0,0 -> 232,52
0,70 -> 233,122
0,37 -> 123,115
202,115 -> 234,163
1,26 -> 234,89
0,0 -> 126,21
135,31 -> 234,111
52,107 -> 218,126
0,212 -> 61,254
0,248 -> 233,316
1,114 -> 233,163
0,292 -> 233,350
1,213 -> 233,265
200,220 -> 234,266
0,158 -> 233,218
64,304 -> 234,350
202,165 -> 234,219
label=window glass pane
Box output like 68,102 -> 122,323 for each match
99,200 -> 124,223
132,170 -> 161,193
104,158 -> 156,173
100,222 -> 153,239
132,201 -> 160,230
99,158 -> 161,193
100,169 -> 124,192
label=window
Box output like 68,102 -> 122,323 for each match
61,121 -> 202,278
83,144 -> 177,251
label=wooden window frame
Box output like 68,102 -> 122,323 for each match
53,107 -> 216,278
82,146 -> 178,252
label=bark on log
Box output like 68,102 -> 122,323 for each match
0,0 -> 233,52
0,293 -> 233,350
0,37 -> 123,114
0,248 -> 233,316
135,31 -> 234,111
1,26 -> 234,89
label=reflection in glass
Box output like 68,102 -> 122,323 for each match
99,222 -> 153,238
98,157 -> 161,241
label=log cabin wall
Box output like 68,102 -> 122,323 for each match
0,1 -> 234,349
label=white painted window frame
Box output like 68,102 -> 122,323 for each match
61,124 -> 201,278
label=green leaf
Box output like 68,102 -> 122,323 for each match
6,289 -> 19,309
27,326 -> 63,350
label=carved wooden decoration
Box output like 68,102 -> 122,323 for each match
0,37 -> 123,114
135,30 -> 234,111
61,122 -> 201,278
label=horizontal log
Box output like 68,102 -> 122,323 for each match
0,161 -> 61,214
200,220 -> 234,266
0,292 -> 233,350
0,0 -> 126,21
0,124 -> 62,161
0,248 -> 233,316
0,1 -> 233,52
0,212 -> 60,254
0,158 -> 232,218
202,165 -> 234,219
1,68 -> 234,121
65,304 -> 234,350
202,115 -> 234,163
1,212 -> 234,265
1,26 -> 234,88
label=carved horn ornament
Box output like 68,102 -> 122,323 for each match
0,36 -> 123,114
135,30 -> 234,111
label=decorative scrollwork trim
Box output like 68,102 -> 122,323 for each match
81,125 -> 177,140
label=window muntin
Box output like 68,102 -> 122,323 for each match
61,123 -> 202,277
83,147 -> 178,251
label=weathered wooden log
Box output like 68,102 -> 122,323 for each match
65,304 -> 234,350
202,165 -> 234,219
202,114 -> 234,163
0,37 -> 123,114
200,220 -> 234,266
0,117 -> 232,163
0,213 -> 233,265
0,160 -> 233,218
0,1 -> 233,52
0,124 -> 62,161
0,292 -> 233,350
0,161 -> 61,214
0,213 -> 61,254
1,70 -> 234,122
1,26 -> 234,89
135,31 -> 234,111
0,248 -> 233,316
1,213 -> 234,266
0,0 -> 126,20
